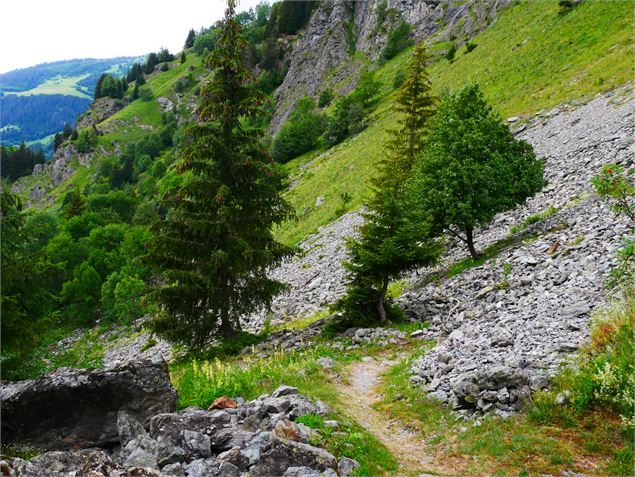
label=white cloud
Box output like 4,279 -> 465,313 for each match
0,0 -> 265,73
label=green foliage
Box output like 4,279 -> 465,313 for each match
138,86 -> 153,101
94,73 -> 127,99
382,22 -> 414,62
148,0 -> 293,346
393,69 -> 405,89
101,271 -> 146,324
266,0 -> 317,37
592,164 -> 635,224
510,206 -> 560,234
185,28 -> 196,48
465,41 -> 477,53
295,413 -> 325,429
272,97 -> 325,163
410,84 -> 545,258
0,143 -> 45,182
61,189 -> 86,219
75,130 -> 97,153
336,43 -> 441,323
531,287 -> 635,435
350,69 -> 381,109
445,43 -> 457,63
0,191 -> 57,359
318,89 -> 334,108
592,164 -> 635,287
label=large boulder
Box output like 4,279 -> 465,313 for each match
0,358 -> 178,450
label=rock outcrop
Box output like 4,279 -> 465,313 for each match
271,0 -> 510,132
3,385 -> 357,477
0,359 -> 178,450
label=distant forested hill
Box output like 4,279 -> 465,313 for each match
0,57 -> 142,153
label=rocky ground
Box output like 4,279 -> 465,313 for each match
1,358 -> 358,477
243,86 -> 635,415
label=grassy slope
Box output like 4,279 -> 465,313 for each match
275,0 -> 633,246
7,74 -> 92,99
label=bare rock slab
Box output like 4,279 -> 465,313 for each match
0,358 -> 178,450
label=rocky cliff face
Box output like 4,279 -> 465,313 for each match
270,0 -> 510,132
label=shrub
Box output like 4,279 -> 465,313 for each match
381,22 -> 413,62
75,130 -> 97,154
323,95 -> 367,147
393,70 -> 405,89
139,86 -> 153,102
445,43 -> 457,62
272,97 -> 325,163
465,41 -> 477,53
318,89 -> 334,108
531,288 -> 635,430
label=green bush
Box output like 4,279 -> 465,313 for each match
318,89 -> 334,108
531,288 -> 635,430
381,22 -> 413,62
445,43 -> 457,62
75,130 -> 97,153
139,86 -> 153,102
272,97 -> 325,163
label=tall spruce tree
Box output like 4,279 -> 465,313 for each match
336,42 -> 442,323
148,0 -> 293,346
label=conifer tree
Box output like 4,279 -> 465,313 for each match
148,0 -> 293,346
62,189 -> 86,219
185,28 -> 196,48
336,42 -> 442,323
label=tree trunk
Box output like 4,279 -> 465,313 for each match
220,305 -> 236,340
465,225 -> 479,260
376,277 -> 389,323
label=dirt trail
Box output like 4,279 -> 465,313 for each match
333,356 -> 434,476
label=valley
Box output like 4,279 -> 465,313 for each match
0,1 -> 633,476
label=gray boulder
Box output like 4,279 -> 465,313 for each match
0,359 -> 178,450
250,434 -> 338,475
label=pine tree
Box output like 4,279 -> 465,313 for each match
62,190 -> 86,219
185,28 -> 196,48
180,51 -> 187,64
336,42 -> 442,323
148,0 -> 293,346
132,82 -> 140,100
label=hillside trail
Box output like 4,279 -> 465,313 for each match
333,355 -> 435,476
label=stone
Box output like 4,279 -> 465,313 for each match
0,359 -> 178,450
272,385 -> 300,398
184,458 -> 220,477
338,456 -> 360,476
218,461 -> 240,477
217,448 -> 250,470
182,430 -> 212,458
117,411 -> 147,447
125,449 -> 158,469
282,467 -> 321,477
156,437 -> 187,466
316,357 -> 334,368
208,396 -> 238,411
561,302 -> 591,317
162,462 -> 185,476
250,434 -> 338,476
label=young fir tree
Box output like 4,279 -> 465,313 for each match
148,0 -> 293,346
185,28 -> 196,48
336,42 -> 442,323
410,84 -> 545,259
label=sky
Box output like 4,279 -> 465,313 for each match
0,0 -> 265,73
